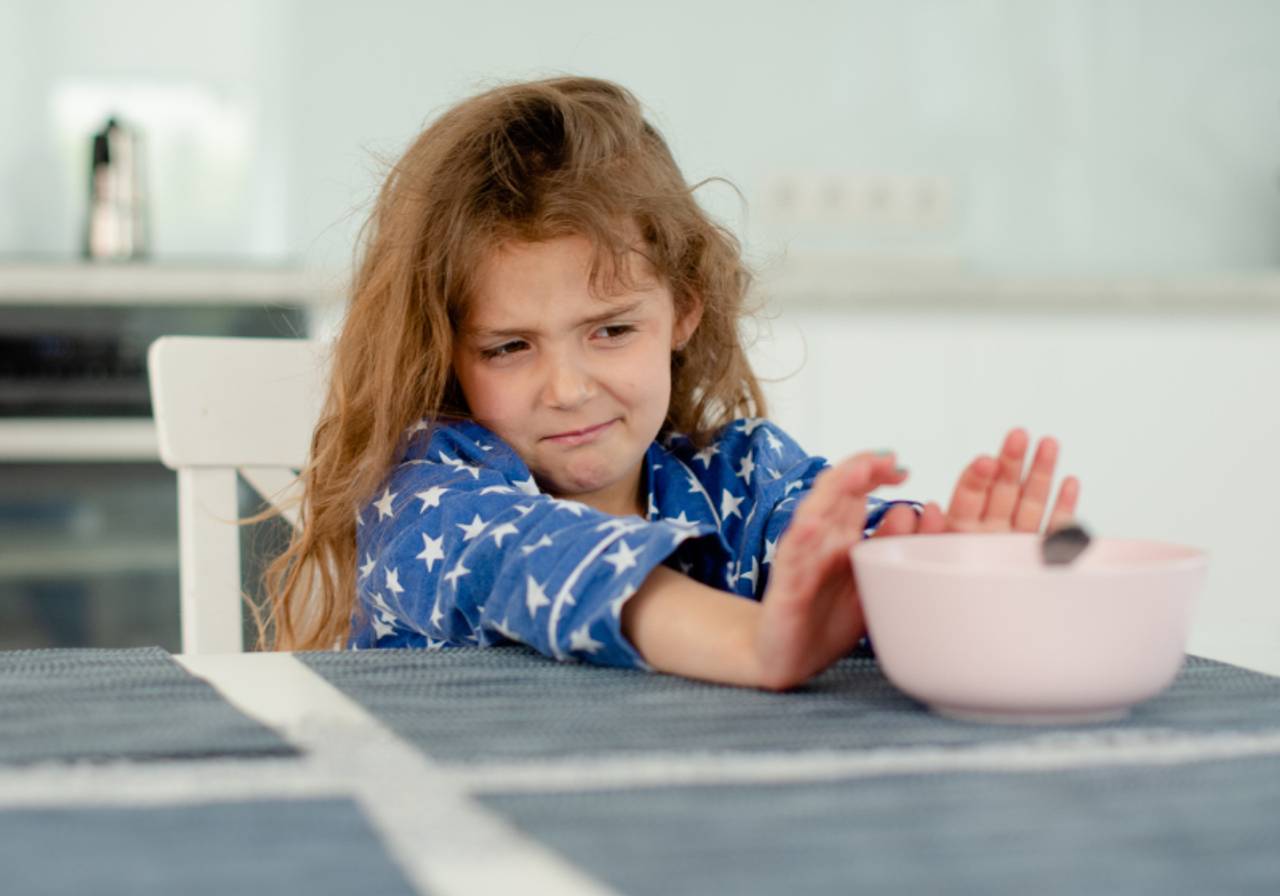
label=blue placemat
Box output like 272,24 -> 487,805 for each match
298,647 -> 1280,763
0,798 -> 419,896
0,647 -> 296,765
480,755 -> 1280,896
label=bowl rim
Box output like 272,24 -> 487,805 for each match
851,532 -> 1208,578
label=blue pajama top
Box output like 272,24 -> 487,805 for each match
349,417 -> 922,669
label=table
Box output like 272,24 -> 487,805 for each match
3,645 -> 1280,895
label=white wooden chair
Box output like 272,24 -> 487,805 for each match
148,336 -> 329,654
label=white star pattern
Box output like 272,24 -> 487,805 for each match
720,488 -> 745,520
443,559 -> 470,587
736,450 -> 755,485
415,486 -> 447,512
692,443 -> 720,468
514,476 -> 540,496
514,503 -> 535,516
372,613 -> 396,640
737,418 -> 765,435
764,428 -> 784,454
374,487 -> 397,520
405,419 -> 430,437
662,510 -> 704,546
569,623 -> 604,655
490,522 -> 519,547
764,537 -> 779,566
359,553 -> 376,578
520,534 -> 553,555
738,556 -> 760,591
554,499 -> 588,516
480,485 -> 515,495
438,451 -> 481,479
385,566 -> 404,597
416,533 -> 444,571
525,576 -> 551,616
457,514 -> 488,541
602,539 -> 641,575
355,509 -> 364,527
430,599 -> 444,630
665,510 -> 701,530
784,479 -> 805,496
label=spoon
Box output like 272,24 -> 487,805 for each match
1041,522 -> 1092,566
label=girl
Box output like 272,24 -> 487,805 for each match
264,76 -> 1079,691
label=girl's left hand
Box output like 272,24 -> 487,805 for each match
874,428 -> 1081,536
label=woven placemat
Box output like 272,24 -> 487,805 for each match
0,647 -> 296,765
480,754 -> 1280,896
298,647 -> 1280,763
0,798 -> 417,896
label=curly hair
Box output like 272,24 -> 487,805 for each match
260,75 -> 766,650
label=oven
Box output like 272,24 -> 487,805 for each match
0,263 -> 327,650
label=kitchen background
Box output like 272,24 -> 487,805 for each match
1,0 -> 1277,670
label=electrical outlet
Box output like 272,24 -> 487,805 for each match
761,171 -> 956,233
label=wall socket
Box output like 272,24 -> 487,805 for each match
761,172 -> 957,233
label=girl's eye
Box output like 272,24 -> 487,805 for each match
478,326 -> 634,360
480,340 -> 527,360
595,324 -> 636,340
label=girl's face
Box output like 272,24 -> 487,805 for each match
452,234 -> 700,518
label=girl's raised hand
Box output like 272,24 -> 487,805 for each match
945,428 -> 1080,533
753,452 -> 908,690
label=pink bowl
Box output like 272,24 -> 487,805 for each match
850,533 -> 1208,724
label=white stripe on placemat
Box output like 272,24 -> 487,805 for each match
175,653 -> 619,896
452,728 -> 1280,794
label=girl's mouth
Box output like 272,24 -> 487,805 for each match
545,419 -> 616,446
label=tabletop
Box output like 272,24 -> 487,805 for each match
3,645 -> 1280,896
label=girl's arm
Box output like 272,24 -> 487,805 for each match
622,565 -> 768,688
625,453 -> 910,691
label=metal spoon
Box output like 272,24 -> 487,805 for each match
1041,522 -> 1092,566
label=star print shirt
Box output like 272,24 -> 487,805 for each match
350,418 -> 922,670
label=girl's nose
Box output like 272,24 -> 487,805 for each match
542,351 -> 596,409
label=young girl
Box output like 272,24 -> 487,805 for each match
265,76 -> 1080,691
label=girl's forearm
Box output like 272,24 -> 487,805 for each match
621,564 -> 766,688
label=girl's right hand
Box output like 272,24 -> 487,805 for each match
752,453 -> 919,691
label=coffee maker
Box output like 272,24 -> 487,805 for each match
84,116 -> 149,260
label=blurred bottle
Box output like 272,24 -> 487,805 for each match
84,116 -> 149,261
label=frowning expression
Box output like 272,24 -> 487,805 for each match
452,234 -> 700,518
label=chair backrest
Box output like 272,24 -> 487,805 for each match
148,336 -> 329,654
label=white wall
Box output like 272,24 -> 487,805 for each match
2,0 -> 1278,275
751,304 -> 1280,674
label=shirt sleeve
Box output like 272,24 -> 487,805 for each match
350,432 -> 717,670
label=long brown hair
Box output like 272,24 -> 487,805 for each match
261,75 -> 767,650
